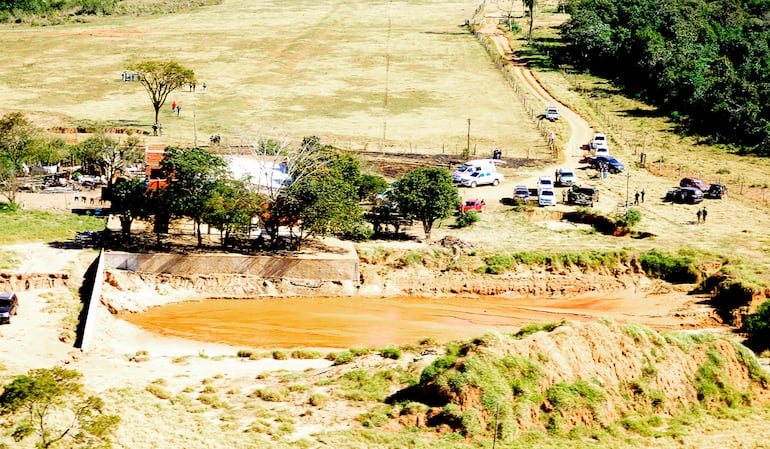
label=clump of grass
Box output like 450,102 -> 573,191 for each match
662,331 -> 715,353
237,349 -> 254,358
336,369 -> 403,402
350,347 -> 372,356
543,380 -> 606,435
290,349 -> 322,359
639,249 -> 701,283
511,321 -> 562,339
272,350 -> 288,360
146,383 -> 172,400
357,404 -> 393,428
308,393 -> 329,406
250,387 -> 289,402
197,393 -> 228,409
400,252 -> 424,266
326,350 -> 354,365
379,346 -> 402,360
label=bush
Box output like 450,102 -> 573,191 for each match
639,249 -> 700,283
379,346 -> 401,360
454,210 -> 480,228
343,222 -> 374,241
614,208 -> 642,229
327,350 -> 354,365
481,254 -> 515,274
744,300 -> 770,334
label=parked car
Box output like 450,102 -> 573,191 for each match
665,187 -> 704,204
538,188 -> 557,206
545,106 -> 559,121
591,133 -> 607,149
554,168 -> 576,187
460,170 -> 504,188
513,185 -> 530,201
567,186 -> 599,206
452,159 -> 499,183
588,155 -> 625,173
0,292 -> 18,324
680,177 -> 709,192
537,176 -> 555,191
459,199 -> 486,213
705,183 -> 727,199
593,145 -> 610,158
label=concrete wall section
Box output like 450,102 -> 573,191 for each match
103,249 -> 359,282
79,249 -> 105,352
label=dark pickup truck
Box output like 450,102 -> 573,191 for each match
567,186 -> 599,206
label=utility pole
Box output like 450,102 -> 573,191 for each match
193,111 -> 197,148
467,118 -> 471,152
626,171 -> 631,212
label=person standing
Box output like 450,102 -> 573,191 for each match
202,82 -> 207,93
177,104 -> 181,116
634,191 -> 640,205
696,209 -> 702,224
702,207 -> 708,222
172,100 -> 177,112
641,189 -> 645,203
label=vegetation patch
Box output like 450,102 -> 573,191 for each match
639,249 -> 701,283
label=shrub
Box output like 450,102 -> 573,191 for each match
309,393 -> 329,406
146,383 -> 172,400
237,349 -> 253,358
481,254 -> 515,274
327,350 -> 353,365
290,349 -> 322,359
379,346 -> 401,360
454,210 -> 480,228
512,322 -> 561,339
343,222 -> 374,241
614,208 -> 642,230
639,249 -> 700,283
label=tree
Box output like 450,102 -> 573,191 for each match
522,0 -> 535,38
357,174 -> 389,203
280,150 -> 363,250
0,367 -> 120,448
77,132 -> 143,190
496,0 -> 517,31
389,167 -> 460,240
108,177 -> 149,241
127,60 -> 195,125
161,147 -> 228,246
0,112 -> 38,205
202,179 -> 263,249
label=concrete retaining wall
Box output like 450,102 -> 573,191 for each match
102,245 -> 359,282
78,250 -> 105,352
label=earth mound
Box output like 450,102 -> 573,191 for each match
394,321 -> 770,437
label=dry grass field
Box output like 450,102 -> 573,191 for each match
3,1 -> 770,448
0,0 -> 546,156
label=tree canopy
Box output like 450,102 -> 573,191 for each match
561,0 -> 770,152
127,60 -> 195,125
389,167 -> 460,240
0,367 -> 120,448
161,146 -> 228,246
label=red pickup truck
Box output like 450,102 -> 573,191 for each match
459,199 -> 486,213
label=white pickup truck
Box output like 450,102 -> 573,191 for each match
545,106 -> 559,121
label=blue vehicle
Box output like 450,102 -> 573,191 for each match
589,155 -> 625,173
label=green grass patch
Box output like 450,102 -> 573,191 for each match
0,210 -> 105,244
639,249 -> 701,283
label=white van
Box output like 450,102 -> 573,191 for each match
452,159 -> 499,183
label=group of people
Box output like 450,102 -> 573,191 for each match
634,190 -> 645,205
171,100 -> 181,116
696,207 -> 708,224
120,71 -> 141,82
189,82 -> 207,93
